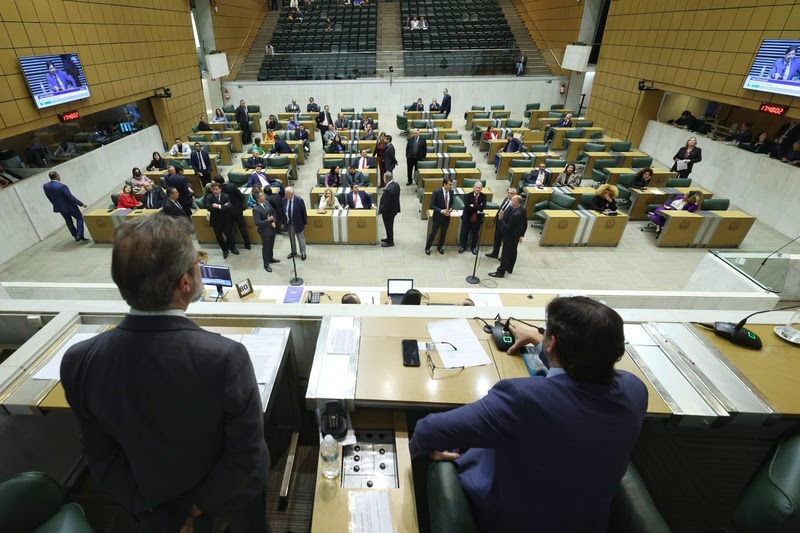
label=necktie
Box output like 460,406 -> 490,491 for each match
444,190 -> 449,210
288,199 -> 293,222
216,196 -> 220,206
57,75 -> 64,90
784,62 -> 791,80
360,158 -> 366,169
199,153 -> 205,170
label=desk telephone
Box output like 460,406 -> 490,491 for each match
321,400 -> 347,438
307,291 -> 322,304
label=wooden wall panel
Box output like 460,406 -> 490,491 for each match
513,0 -> 585,76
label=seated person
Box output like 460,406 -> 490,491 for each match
328,135 -> 345,154
363,124 -> 377,140
271,136 -> 293,154
409,98 -> 424,111
553,163 -> 580,187
266,115 -> 281,131
402,16 -> 411,30
324,166 -> 342,187
196,115 -> 212,131
169,137 -> 191,157
117,184 -> 143,209
53,140 -> 77,158
345,164 -> 368,187
334,113 -> 348,129
286,99 -> 301,112
244,153 -> 265,169
147,151 -> 167,171
523,163 -> 551,187
211,108 -> 227,123
286,117 -> 300,131
355,149 -> 374,169
649,190 -> 703,237
385,288 -> 423,305
748,131 -> 774,155
632,167 -> 652,189
454,298 -> 475,306
361,116 -> 374,128
295,125 -> 311,152
130,167 -> 154,193
251,138 -> 266,156
409,296 -> 647,533
782,140 -> 800,166
341,293 -> 361,304
483,125 -> 499,141
318,188 -> 343,211
544,113 -> 573,143
429,98 -> 440,112
494,132 -> 522,169
669,110 -> 697,131
141,181 -> 166,209
410,16 -> 420,29
323,125 -> 338,145
345,183 -> 372,209
247,164 -> 272,188
725,122 -> 753,144
263,129 -> 277,143
324,17 -> 333,30
590,184 -> 618,213
247,185 -> 263,208
419,16 -> 428,29
307,97 -> 320,113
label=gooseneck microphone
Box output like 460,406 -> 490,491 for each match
704,304 -> 800,350
751,232 -> 800,279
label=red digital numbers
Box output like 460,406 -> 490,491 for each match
58,111 -> 80,122
758,103 -> 788,116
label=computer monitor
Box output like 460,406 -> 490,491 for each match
200,264 -> 233,300
387,278 -> 413,297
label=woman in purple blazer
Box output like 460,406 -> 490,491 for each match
649,190 -> 703,237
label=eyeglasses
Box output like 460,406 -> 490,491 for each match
425,342 -> 463,379
191,250 -> 208,270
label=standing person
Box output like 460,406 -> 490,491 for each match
373,132 -> 388,185
425,177 -> 454,255
515,53 -> 527,76
408,296 -> 647,533
671,136 -> 702,179
315,105 -> 333,144
379,171 -> 401,247
486,187 -> 515,260
458,182 -> 487,255
214,176 -> 251,250
43,170 -> 88,242
384,135 -> 398,180
405,128 -> 427,186
235,100 -> 252,144
61,213 -> 271,533
205,182 -> 238,259
252,191 -> 279,272
283,187 -> 308,260
440,88 -> 452,118
165,166 -> 194,217
768,45 -> 800,80
190,142 -> 212,186
489,195 -> 526,278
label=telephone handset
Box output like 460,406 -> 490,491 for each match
321,400 -> 347,439
307,291 -> 322,304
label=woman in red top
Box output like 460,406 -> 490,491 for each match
483,125 -> 499,142
372,131 -> 388,187
117,184 -> 142,209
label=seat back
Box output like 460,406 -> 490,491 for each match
490,105 -> 505,110
550,104 -> 564,110
610,141 -> 632,152
363,107 -> 377,112
228,170 -> 249,185
324,158 -> 344,169
702,198 -> 730,211
608,464 -> 672,533
222,105 -> 235,113
576,121 -> 594,127
0,471 -> 66,533
617,173 -> 636,187
411,120 -> 428,129
564,129 -> 585,139
444,133 -> 462,140
492,111 -> 510,119
448,145 -> 467,153
432,114 -> 447,120
195,195 -> 206,209
631,157 -> 653,168
419,133 -> 432,141
506,119 -> 523,128
455,160 -> 477,168
548,111 -> 564,118
247,105 -> 260,112
526,103 -> 541,110
396,115 -> 409,131
666,177 -> 692,188
529,144 -> 550,152
463,178 -> 487,188
473,112 -> 490,119
470,105 -> 485,111
510,159 -> 534,168
187,135 -> 205,142
584,143 -> 606,153
550,191 -> 575,209
590,131 -> 604,139
341,107 -> 355,113
417,161 -> 438,169
111,193 -> 120,206
545,159 -> 567,167
595,159 -> 617,171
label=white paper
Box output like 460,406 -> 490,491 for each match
241,334 -> 283,384
258,285 -> 286,301
355,291 -> 381,305
349,492 -> 394,533
676,160 -> 688,171
468,292 -> 503,307
330,316 -> 355,329
623,324 -> 658,346
34,332 -> 98,380
327,329 -> 357,354
427,319 -> 492,368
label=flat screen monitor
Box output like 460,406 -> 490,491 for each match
387,278 -> 413,296
18,53 -> 91,110
742,39 -> 800,98
200,264 -> 233,288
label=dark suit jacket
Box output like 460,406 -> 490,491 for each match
60,315 -> 270,530
346,190 -> 372,209
504,206 -> 527,241
504,138 -> 522,152
234,106 -> 249,127
384,144 -> 398,172
354,156 -> 375,169
461,192 -> 487,222
252,201 -> 276,236
670,146 -> 702,173
315,111 -> 333,129
271,138 -> 292,154
205,192 -> 232,227
430,187 -> 454,222
142,187 -> 166,209
43,180 -> 83,214
286,103 -> 300,112
165,174 -> 193,207
440,94 -> 452,115
345,171 -> 368,187
282,196 -> 307,233
409,102 -> 424,111
409,370 -> 647,532
162,198 -> 187,217
190,150 -> 211,174
405,136 -> 427,160
222,183 -> 246,213
307,103 -> 319,113
523,169 -> 551,187
379,181 -> 401,216
334,118 -> 348,129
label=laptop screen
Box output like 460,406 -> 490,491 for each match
387,279 -> 413,296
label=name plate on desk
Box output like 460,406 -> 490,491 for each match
236,278 -> 254,298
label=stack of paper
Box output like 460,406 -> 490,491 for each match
427,319 -> 491,368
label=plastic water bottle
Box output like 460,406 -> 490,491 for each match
320,434 -> 341,479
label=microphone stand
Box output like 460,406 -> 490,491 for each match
466,212 -> 486,285
751,232 -> 800,279
289,249 -> 303,286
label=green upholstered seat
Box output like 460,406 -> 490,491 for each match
506,119 -> 523,128
666,177 -> 692,188
550,104 -> 564,110
432,114 -> 447,120
524,103 -> 541,118
187,135 -> 205,142
444,133 -> 462,140
545,159 -> 567,167
608,464 -> 672,533
473,112 -> 490,119
222,104 -> 234,113
576,121 -> 594,127
590,131 -> 604,139
490,105 -> 505,110
591,159 -> 618,184
702,198 -> 730,211
616,174 -> 637,201
610,141 -> 632,152
228,170 -> 249,185
363,107 -> 377,112
417,161 -> 438,169
396,115 -> 409,133
324,158 -> 344,170
631,157 -> 653,168
548,111 -> 564,118
0,472 -> 92,533
110,193 -> 120,207
529,144 -> 549,152
455,160 -> 477,168
341,107 -> 355,113
247,105 -> 260,112
510,159 -> 534,168
532,191 -> 575,221
471,105 -> 485,110
564,129 -> 586,140
195,195 -> 206,209
447,145 -> 467,153
419,133 -> 432,141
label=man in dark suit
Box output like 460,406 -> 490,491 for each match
165,165 -> 194,217
190,142 -> 212,186
494,132 -> 523,170
235,99 -> 252,144
355,149 -> 375,170
440,88 -> 452,118
214,176 -> 251,250
346,184 -> 373,209
459,182 -> 487,255
408,296 -> 647,533
205,182 -> 238,259
283,186 -> 307,260
252,189 -> 279,272
379,172 -> 401,247
315,105 -> 333,143
384,135 -> 398,174
162,187 -> 187,217
141,181 -> 166,210
270,136 -> 293,154
405,128 -> 427,186
334,113 -> 348,129
486,187 -> 515,260
523,163 -> 551,188
61,213 -> 271,533
295,124 -> 311,153
286,98 -> 300,112
307,97 -> 319,113
344,165 -> 368,187
43,170 -> 88,242
490,195 -> 526,277
425,177 -> 454,255
409,98 -> 424,111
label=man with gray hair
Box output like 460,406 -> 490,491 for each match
283,186 -> 308,260
405,128 -> 428,186
60,213 -> 271,532
489,195 -> 526,278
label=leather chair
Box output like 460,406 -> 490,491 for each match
267,156 -> 291,179
473,112 -> 490,120
590,131 -> 604,139
341,107 -> 355,113
222,104 -> 234,113
533,191 -> 575,222
550,104 -> 564,110
363,107 -> 377,112
455,160 -> 477,168
610,141 -> 632,152
631,157 -> 653,168
578,143 -> 607,164
548,111 -> 564,118
490,105 -> 504,110
462,178 -> 487,189
195,195 -> 206,209
608,464 -> 672,533
492,111 -> 510,119
545,159 -> 567,168
323,158 -> 344,169
187,135 -> 205,142
227,169 -> 249,186
615,174 -> 637,205
564,129 -> 586,140
576,193 -> 597,211
417,178 -> 441,203
701,198 -> 730,211
411,120 -> 429,129
529,144 -> 550,153
0,471 -> 93,533
592,159 -> 618,184
414,161 -> 438,185
506,119 -> 523,128
576,120 -> 594,127
247,104 -> 260,113
444,133 -> 462,140
666,177 -> 692,187
110,193 -> 120,208
448,145 -> 467,153
396,115 -> 409,135
419,133 -> 432,141
524,103 -> 541,118
432,114 -> 447,120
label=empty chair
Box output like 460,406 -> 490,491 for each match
576,121 -> 594,127
490,105 -> 505,110
631,157 -> 653,168
545,159 -> 567,167
444,133 -> 462,140
615,174 -> 636,205
411,120 -> 429,129
187,135 -> 205,142
532,191 -> 576,223
506,119 -> 523,128
363,107 -> 377,112
524,103 -> 541,118
550,104 -> 564,110
702,198 -> 730,210
578,143 -> 607,163
323,158 -> 344,169
590,131 -> 604,139
396,115 -> 409,135
227,170 -> 250,186
419,133 -> 432,141
455,160 -> 477,168
610,141 -> 632,152
529,144 -> 550,152
547,111 -> 564,118
473,112 -> 490,119
591,159 -> 617,184
448,145 -> 467,153
666,177 -> 692,187
564,129 -> 585,140
0,471 -> 93,533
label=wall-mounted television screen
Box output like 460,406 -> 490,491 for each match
18,53 -> 91,110
743,39 -> 800,98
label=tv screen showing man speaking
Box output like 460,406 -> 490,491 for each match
742,39 -> 800,98
18,53 -> 91,110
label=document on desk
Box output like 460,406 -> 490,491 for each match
349,491 -> 393,533
327,328 -> 357,354
34,332 -> 98,380
222,332 -> 285,384
427,319 -> 491,368
468,292 -> 503,307
354,291 -> 381,305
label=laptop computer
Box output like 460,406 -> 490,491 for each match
387,279 -> 413,305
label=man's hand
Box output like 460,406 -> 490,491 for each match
81,203 -> 88,208
518,237 -> 523,244
178,505 -> 202,533
507,322 -> 543,355
431,450 -> 460,461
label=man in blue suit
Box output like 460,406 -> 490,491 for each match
425,177 -> 454,255
494,132 -> 522,170
282,187 -> 307,260
43,170 -> 88,242
440,88 -> 452,118
345,184 -> 372,209
190,142 -> 212,186
410,296 -> 648,533
45,61 -> 76,92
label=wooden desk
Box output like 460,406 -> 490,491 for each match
522,185 -> 591,218
604,167 -> 676,187
582,152 -> 615,177
487,138 -> 508,159
84,209 -> 129,242
422,152 -> 473,168
540,210 -> 628,246
510,167 -> 566,190
417,167 -> 481,188
537,117 -> 562,131
527,108 -> 573,125
208,141 -> 233,165
618,151 -> 651,167
466,109 -> 505,129
262,140 -> 306,164
696,210 -> 755,248
539,210 -> 580,245
628,187 -> 713,220
192,210 -> 218,244
345,209 -> 378,244
496,152 -> 554,177
426,139 -> 465,153
585,212 -> 629,246
306,210 -> 336,244
195,130 -> 244,153
405,110 -> 436,120
564,138 -> 622,161
656,211 -> 703,247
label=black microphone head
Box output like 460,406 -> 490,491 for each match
734,318 -> 748,331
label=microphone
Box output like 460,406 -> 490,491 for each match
710,304 -> 800,350
751,232 -> 800,279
